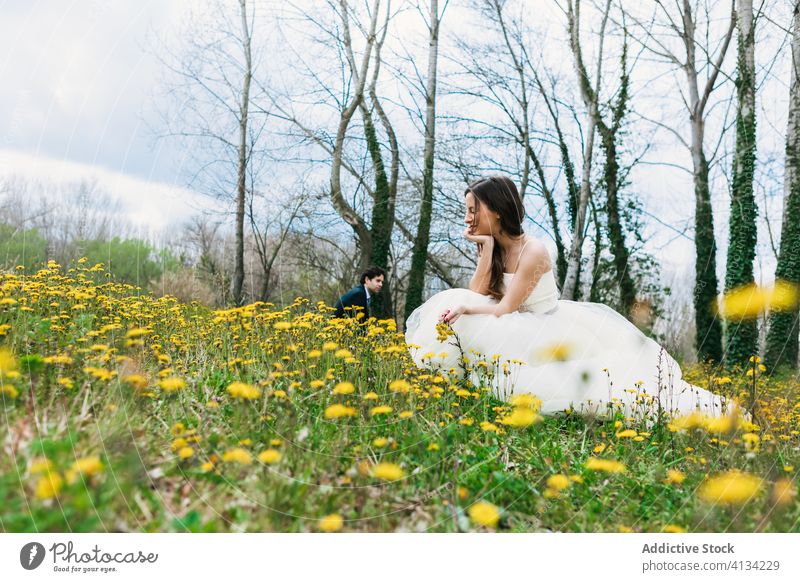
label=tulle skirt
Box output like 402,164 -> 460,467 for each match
404,288 -> 727,419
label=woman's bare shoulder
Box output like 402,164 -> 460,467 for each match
521,237 -> 552,271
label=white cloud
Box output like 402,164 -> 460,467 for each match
0,148 -> 221,235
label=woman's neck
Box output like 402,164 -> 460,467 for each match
494,231 -> 526,253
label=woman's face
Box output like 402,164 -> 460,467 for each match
464,191 -> 499,236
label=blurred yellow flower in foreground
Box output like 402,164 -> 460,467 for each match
227,381 -> 261,400
35,471 -> 63,500
698,470 -> 762,505
500,407 -> 542,428
467,501 -> 500,528
546,474 -> 571,492
0,347 -> 18,378
324,404 -> 357,419
158,377 -> 187,393
585,457 -> 626,474
65,456 -> 104,484
770,478 -> 797,508
257,449 -> 282,464
222,448 -> 253,465
717,280 -> 798,319
535,342 -> 573,362
371,462 -> 405,481
332,381 -> 355,395
666,470 -> 686,485
319,514 -> 343,532
509,393 -> 542,411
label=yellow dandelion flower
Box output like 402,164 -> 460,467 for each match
509,393 -> 542,411
178,446 -> 194,460
535,342 -> 573,362
702,414 -> 738,434
373,437 -> 389,448
0,348 -> 18,379
35,471 -> 63,500
389,379 -> 411,394
371,462 -> 405,481
615,429 -> 638,438
585,457 -> 626,474
125,327 -> 150,339
319,513 -> 343,532
546,474 -> 571,491
717,280 -> 799,319
467,501 -> 500,528
668,411 -> 705,432
480,421 -> 499,433
332,381 -> 355,395
29,457 -> 55,475
370,405 -> 393,416
227,381 -> 261,400
123,374 -> 148,390
65,456 -> 104,484
221,447 -> 253,465
324,404 -> 357,419
698,470 -> 762,505
158,377 -> 187,393
663,524 -> 687,533
666,469 -> 686,485
257,449 -> 282,464
501,407 -> 541,428
771,478 -> 797,508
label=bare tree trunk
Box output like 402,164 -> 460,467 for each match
565,0 -> 636,313
724,0 -> 758,366
330,0 -> 381,267
405,0 -> 442,321
766,1 -> 800,370
682,0 -> 735,363
360,0 -> 398,319
562,116 -> 596,300
232,0 -> 253,306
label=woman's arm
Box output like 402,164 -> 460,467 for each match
468,238 -> 494,295
465,247 -> 550,317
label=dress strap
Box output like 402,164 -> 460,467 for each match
514,237 -> 531,273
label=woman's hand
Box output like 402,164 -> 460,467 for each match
439,304 -> 467,325
463,226 -> 494,247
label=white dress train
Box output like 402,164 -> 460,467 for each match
404,270 -> 727,419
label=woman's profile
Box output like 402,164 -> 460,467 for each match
404,175 -> 727,419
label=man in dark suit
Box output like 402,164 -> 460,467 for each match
334,266 -> 386,320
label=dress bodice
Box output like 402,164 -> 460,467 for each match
501,269 -> 559,314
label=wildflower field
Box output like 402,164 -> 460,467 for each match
1,261 -> 799,533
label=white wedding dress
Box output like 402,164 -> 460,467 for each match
404,268 -> 727,419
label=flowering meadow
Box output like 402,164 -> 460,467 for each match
1,261 -> 799,533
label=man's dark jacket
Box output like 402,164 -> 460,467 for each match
334,284 -> 370,319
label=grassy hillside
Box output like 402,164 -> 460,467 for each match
0,261 -> 798,532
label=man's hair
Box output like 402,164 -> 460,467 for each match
360,266 -> 386,285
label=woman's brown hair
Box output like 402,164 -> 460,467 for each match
465,176 -> 526,300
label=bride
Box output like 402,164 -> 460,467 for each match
404,175 -> 727,419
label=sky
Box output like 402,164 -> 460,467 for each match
0,0 -> 793,288
0,0 -> 208,232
